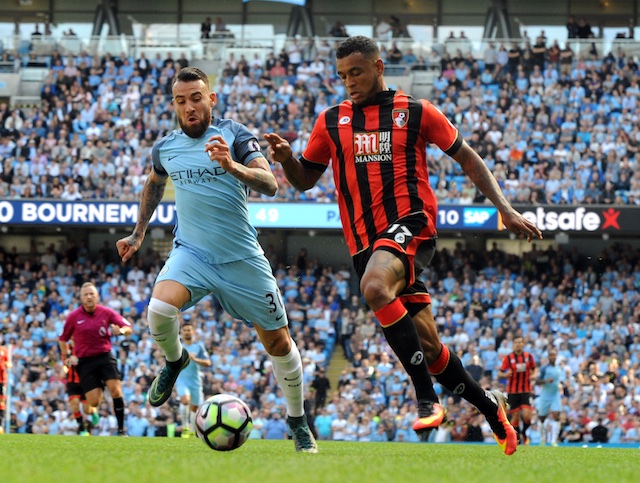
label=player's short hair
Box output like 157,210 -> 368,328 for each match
81,282 -> 96,290
172,67 -> 210,90
336,35 -> 380,60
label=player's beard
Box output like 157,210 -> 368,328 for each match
181,111 -> 212,139
354,77 -> 386,106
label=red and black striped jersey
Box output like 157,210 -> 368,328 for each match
0,346 -> 8,384
500,351 -> 536,394
66,344 -> 81,385
303,90 -> 461,256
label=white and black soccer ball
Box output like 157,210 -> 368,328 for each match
195,394 -> 253,451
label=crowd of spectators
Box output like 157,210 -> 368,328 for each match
1,237 -> 639,444
0,32 -> 639,205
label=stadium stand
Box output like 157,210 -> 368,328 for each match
1,236 -> 639,442
0,33 -> 638,205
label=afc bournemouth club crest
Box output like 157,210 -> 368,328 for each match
392,109 -> 409,128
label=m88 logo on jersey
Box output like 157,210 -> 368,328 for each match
353,132 -> 392,162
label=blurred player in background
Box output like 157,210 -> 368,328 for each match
62,341 -> 100,435
535,347 -> 562,446
0,343 -> 11,432
175,321 -> 211,438
499,335 -> 537,444
59,282 -> 132,436
266,35 -> 542,455
116,66 -> 317,452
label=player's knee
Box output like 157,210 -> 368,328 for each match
107,382 -> 123,398
263,334 -> 292,356
360,278 -> 392,311
148,298 -> 180,324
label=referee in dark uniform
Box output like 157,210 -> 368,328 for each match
59,282 -> 132,435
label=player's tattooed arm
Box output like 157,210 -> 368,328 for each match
134,170 -> 167,237
453,140 -> 542,242
238,157 -> 278,196
205,135 -> 278,196
117,170 -> 167,262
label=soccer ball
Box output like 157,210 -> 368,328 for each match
195,394 -> 253,451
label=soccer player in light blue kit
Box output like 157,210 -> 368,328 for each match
116,67 -> 317,452
175,321 -> 210,438
535,347 -> 562,446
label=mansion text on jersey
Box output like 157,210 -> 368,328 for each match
355,153 -> 393,163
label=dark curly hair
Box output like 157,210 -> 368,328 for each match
336,35 -> 380,60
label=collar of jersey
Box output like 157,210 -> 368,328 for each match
351,89 -> 397,109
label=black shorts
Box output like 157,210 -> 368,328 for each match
66,382 -> 85,400
352,214 -> 436,316
77,352 -> 121,393
507,393 -> 533,412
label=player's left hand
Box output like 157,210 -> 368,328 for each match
110,324 -> 124,336
500,209 -> 543,242
205,135 -> 236,173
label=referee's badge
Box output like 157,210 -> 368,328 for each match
392,109 -> 409,128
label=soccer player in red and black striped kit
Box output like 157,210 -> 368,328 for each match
266,35 -> 542,456
59,282 -> 132,435
499,336 -> 537,445
63,342 -> 99,434
0,344 -> 11,431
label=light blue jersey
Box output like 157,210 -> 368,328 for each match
152,119 -> 264,264
539,364 -> 562,397
152,118 -> 289,330
176,341 -> 209,405
178,341 -> 209,385
536,363 -> 563,417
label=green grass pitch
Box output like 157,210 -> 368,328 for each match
1,435 -> 639,483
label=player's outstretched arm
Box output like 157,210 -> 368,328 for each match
189,352 -> 213,367
452,140 -> 543,242
263,133 -> 323,191
116,170 -> 168,262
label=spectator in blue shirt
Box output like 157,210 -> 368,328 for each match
264,411 -> 288,440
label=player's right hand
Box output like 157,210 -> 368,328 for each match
116,234 -> 142,263
263,133 -> 293,164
